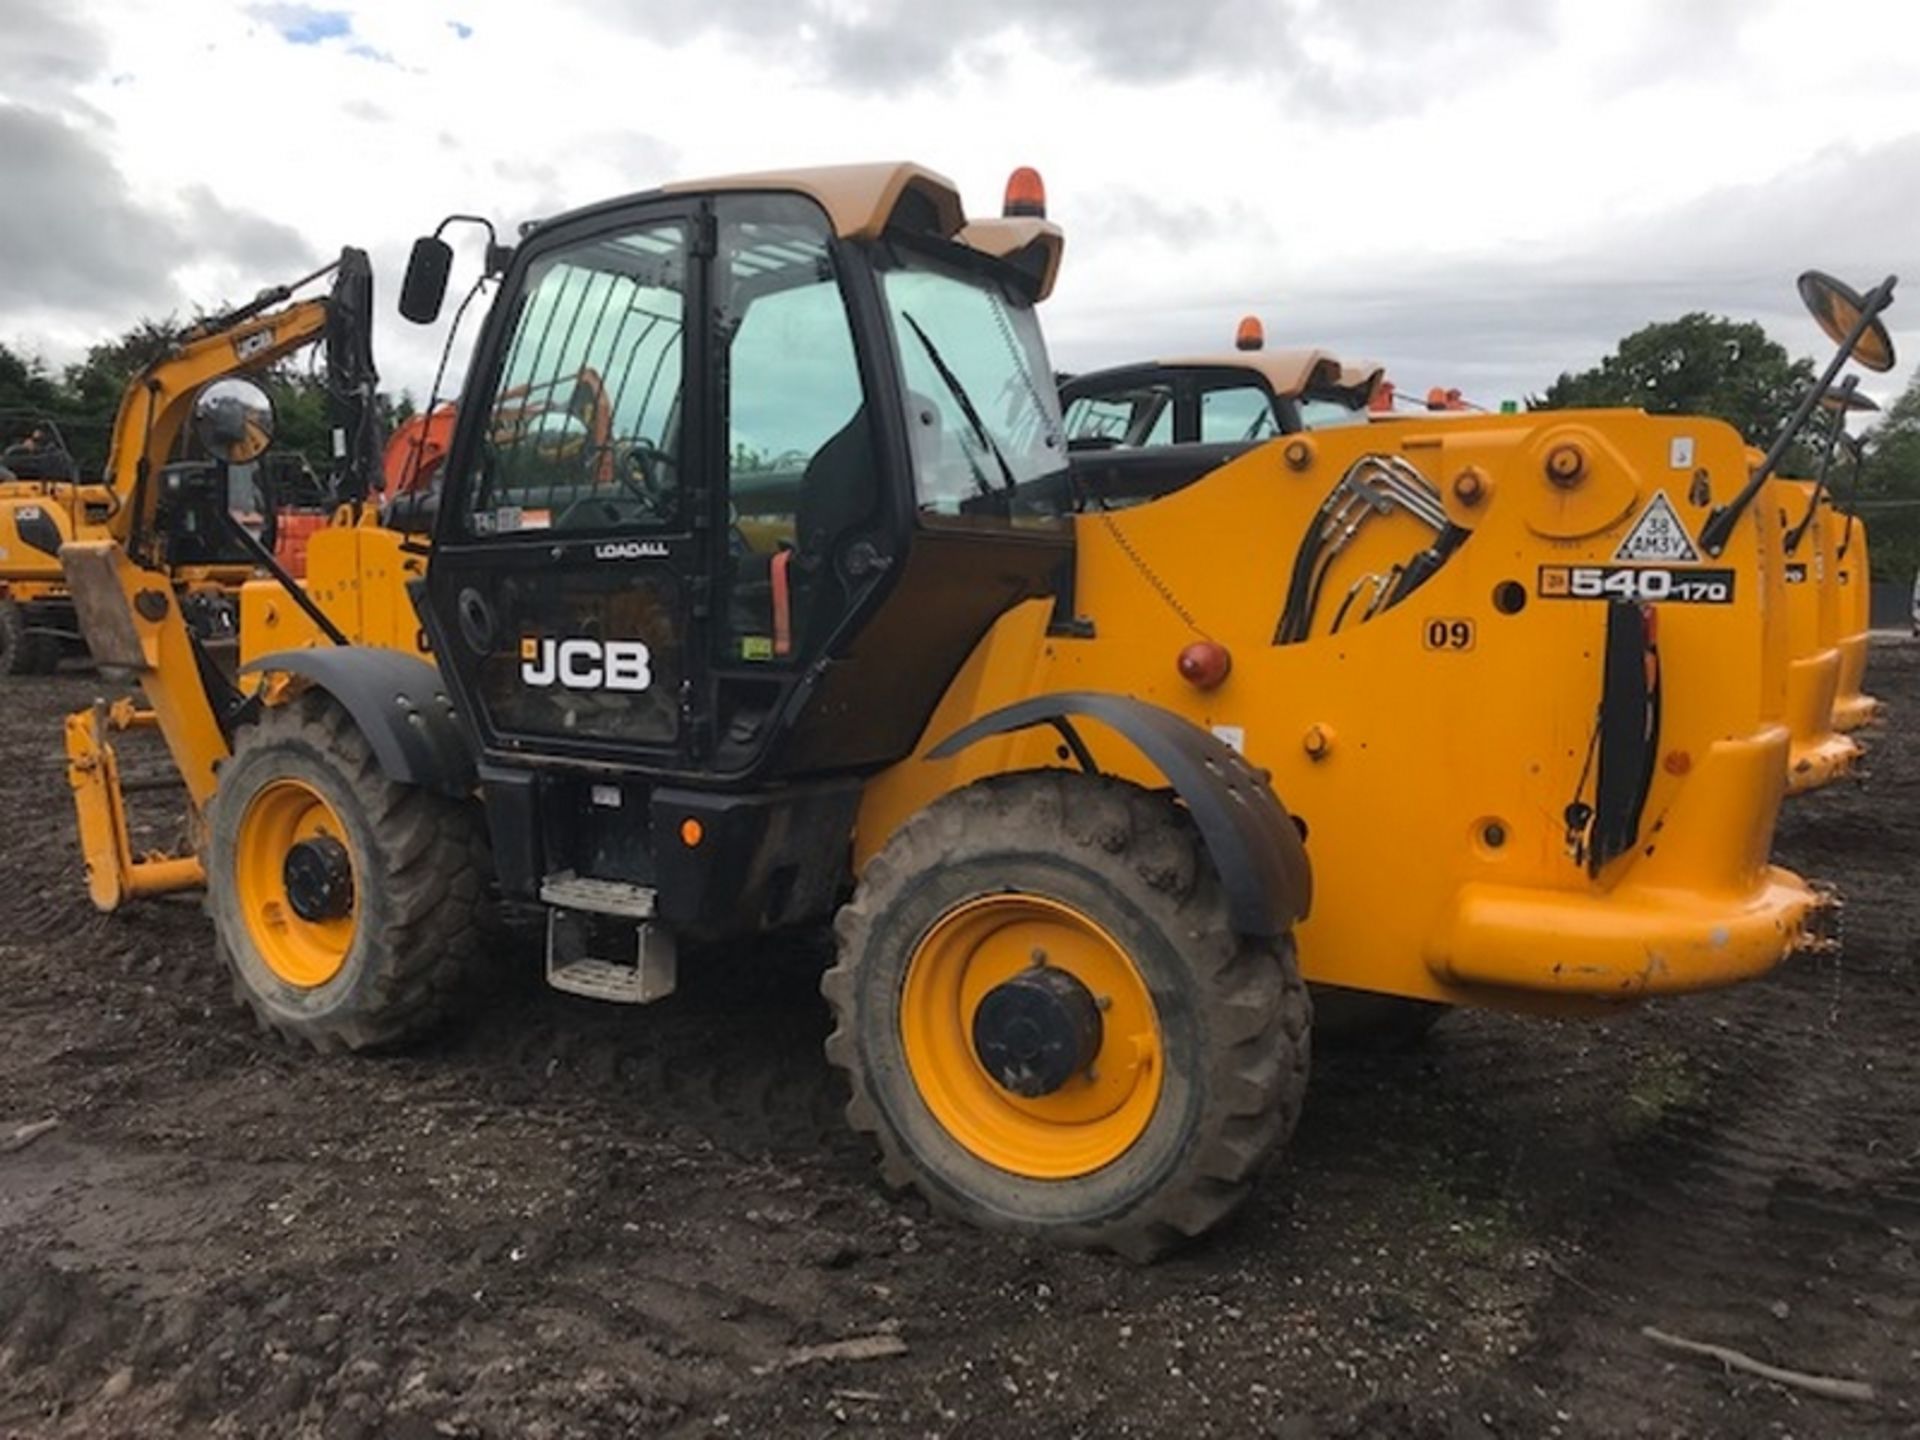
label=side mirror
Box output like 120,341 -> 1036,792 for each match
193,378 -> 276,464
400,236 -> 453,325
1818,385 -> 1881,414
1797,270 -> 1897,372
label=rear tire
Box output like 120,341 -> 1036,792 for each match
824,771 -> 1310,1259
0,601 -> 31,676
206,692 -> 490,1052
23,632 -> 61,674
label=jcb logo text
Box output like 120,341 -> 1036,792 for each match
519,636 -> 652,691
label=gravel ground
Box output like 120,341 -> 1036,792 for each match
0,643 -> 1914,1439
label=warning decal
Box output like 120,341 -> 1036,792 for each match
1613,491 -> 1700,563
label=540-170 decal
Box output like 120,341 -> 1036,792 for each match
1538,565 -> 1737,604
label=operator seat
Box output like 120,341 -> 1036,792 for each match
791,406 -> 879,645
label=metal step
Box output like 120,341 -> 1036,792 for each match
539,872 -> 657,918
544,907 -> 676,1005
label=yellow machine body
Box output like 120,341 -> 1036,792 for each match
3,300 -> 331,602
237,512 -> 429,666
859,411 -> 1815,1017
1830,509 -> 1879,731
1771,479 -> 1860,792
0,482 -> 107,595
63,512 -> 425,911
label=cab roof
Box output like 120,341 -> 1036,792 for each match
1144,348 -> 1385,399
660,161 -> 1064,299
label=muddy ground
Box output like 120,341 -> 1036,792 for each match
0,648 -> 1915,1440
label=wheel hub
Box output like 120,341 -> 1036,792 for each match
971,967 -> 1104,1098
283,836 -> 354,922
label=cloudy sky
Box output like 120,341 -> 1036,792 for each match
3,0 -> 1917,414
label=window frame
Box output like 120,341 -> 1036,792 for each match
869,231 -> 1072,534
436,201 -> 707,552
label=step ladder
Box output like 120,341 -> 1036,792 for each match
540,872 -> 677,1004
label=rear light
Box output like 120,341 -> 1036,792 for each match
1177,640 -> 1232,690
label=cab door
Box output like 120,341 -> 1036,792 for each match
425,204 -> 708,767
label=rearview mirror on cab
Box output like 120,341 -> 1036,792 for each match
400,236 -> 453,325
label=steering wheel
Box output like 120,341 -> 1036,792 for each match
616,439 -> 675,517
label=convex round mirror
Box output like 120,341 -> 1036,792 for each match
193,378 -> 276,464
1797,270 -> 1897,373
1818,386 -> 1881,414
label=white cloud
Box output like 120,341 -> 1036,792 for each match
1,0 -> 1916,414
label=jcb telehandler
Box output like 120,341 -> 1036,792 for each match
61,164 -> 1888,1256
0,251 -> 382,682
1792,385 -> 1883,735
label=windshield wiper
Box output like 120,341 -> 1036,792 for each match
901,312 -> 1016,494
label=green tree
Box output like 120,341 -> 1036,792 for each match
1536,313 -> 1816,452
0,341 -> 61,413
1851,372 -> 1920,583
5,306 -> 420,495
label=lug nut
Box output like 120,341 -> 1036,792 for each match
1452,467 -> 1487,505
1283,439 -> 1314,472
1303,724 -> 1334,761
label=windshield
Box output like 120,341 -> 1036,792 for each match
1064,385 -> 1173,449
879,248 -> 1068,525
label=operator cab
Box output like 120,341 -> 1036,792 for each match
1061,323 -> 1381,509
404,164 -> 1072,927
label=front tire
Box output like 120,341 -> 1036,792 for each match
823,771 -> 1309,1259
206,692 -> 490,1052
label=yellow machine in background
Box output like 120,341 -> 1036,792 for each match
56,165 -> 1894,1256
1818,391 -> 1884,732
1832,509 -> 1880,730
0,253 -> 378,683
1773,478 -> 1860,790
63,251 -> 391,907
0,418 -> 116,674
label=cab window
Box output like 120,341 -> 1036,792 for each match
1298,392 -> 1371,428
1199,384 -> 1281,443
715,194 -> 874,663
464,219 -> 688,536
1065,385 -> 1173,449
878,247 -> 1067,525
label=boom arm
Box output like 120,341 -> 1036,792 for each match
104,296 -> 333,548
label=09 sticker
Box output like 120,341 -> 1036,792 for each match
1422,618 -> 1476,651
1538,565 -> 1735,604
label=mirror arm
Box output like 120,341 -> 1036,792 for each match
434,214 -> 512,276
1699,274 -> 1896,556
1783,377 -> 1856,554
1836,433 -> 1869,560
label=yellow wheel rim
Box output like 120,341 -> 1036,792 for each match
234,778 -> 357,988
901,894 -> 1163,1180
